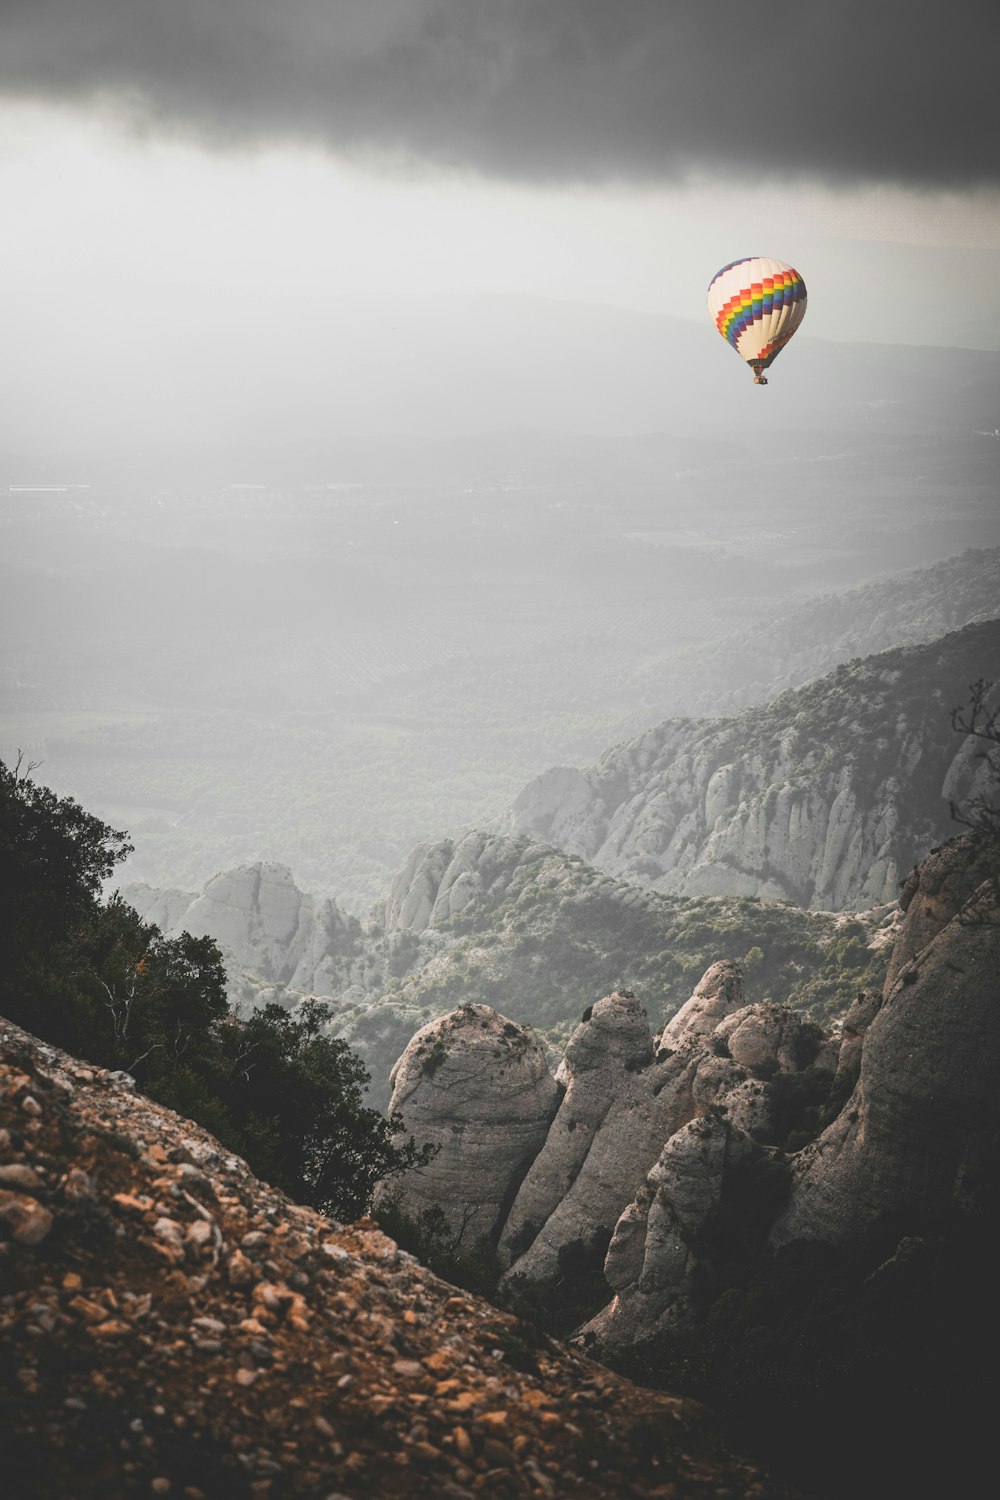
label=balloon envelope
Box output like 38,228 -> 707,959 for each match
707,258 -> 806,380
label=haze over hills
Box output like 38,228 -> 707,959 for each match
2,482 -> 997,914
119,617 -> 993,1106
4,292 -> 1000,480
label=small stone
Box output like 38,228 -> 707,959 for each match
0,1191 -> 54,1245
154,1217 -> 184,1246
150,1480 -> 171,1495
21,1096 -> 43,1117
314,1416 -> 335,1439
90,1319 -> 131,1339
0,1164 -> 42,1191
454,1427 -> 474,1461
185,1220 -> 215,1253
63,1167 -> 94,1201
192,1316 -> 227,1335
235,1369 -> 258,1387
227,1250 -> 255,1287
113,1193 -> 154,1216
177,1165 -> 216,1201
392,1360 -> 425,1379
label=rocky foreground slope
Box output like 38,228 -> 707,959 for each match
505,619 -> 999,909
0,1019 -> 800,1500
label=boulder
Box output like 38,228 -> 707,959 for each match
374,1005 -> 560,1253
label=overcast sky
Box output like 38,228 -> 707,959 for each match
1,1 -> 998,473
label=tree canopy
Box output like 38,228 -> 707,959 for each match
0,757 -> 428,1218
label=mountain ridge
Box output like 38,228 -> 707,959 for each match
504,618 -> 999,909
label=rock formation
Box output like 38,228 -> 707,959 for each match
0,1018 -> 800,1498
504,620 -> 999,910
386,969 -> 829,1334
124,861 -> 364,996
373,1005 -> 561,1251
770,833 -> 1000,1250
383,830 -> 1000,1376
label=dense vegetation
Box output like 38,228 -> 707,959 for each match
0,759 -> 428,1218
350,845 -> 892,1087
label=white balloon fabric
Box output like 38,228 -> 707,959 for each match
707,257 -> 807,383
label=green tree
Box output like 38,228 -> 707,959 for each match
0,758 -> 429,1218
74,894 -> 229,1081
206,999 -> 431,1220
0,754 -> 132,1049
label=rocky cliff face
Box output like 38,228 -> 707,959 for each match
0,1018 -> 797,1499
123,862 -> 366,997
505,621 -> 999,911
769,833 -> 1000,1252
383,832 -> 998,1362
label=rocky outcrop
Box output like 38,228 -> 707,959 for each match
579,1117 -> 781,1352
660,959 -> 746,1046
384,829 -> 1000,1364
770,834 -> 1000,1250
374,831 -> 536,933
374,1006 -> 561,1251
504,620 -> 1000,910
387,974 -> 828,1331
494,981 -> 820,1329
882,833 -> 995,992
123,861 -> 364,996
0,1019 -> 797,1499
496,991 -> 687,1294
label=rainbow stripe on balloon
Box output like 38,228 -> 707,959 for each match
713,266 -> 805,351
706,257 -> 807,376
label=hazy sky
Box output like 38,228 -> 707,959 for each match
1,2 -> 998,471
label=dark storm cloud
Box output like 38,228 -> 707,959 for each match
1,0 -> 996,187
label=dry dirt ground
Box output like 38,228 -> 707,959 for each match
0,1018 -> 801,1499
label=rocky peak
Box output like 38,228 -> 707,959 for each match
123,861 -> 362,996
373,831 -> 545,935
660,959 -> 745,1047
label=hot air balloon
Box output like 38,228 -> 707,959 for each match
707,258 -> 806,385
